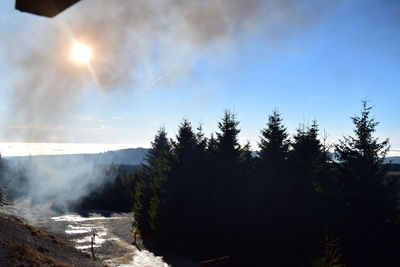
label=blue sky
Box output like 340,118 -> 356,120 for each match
0,0 -> 399,156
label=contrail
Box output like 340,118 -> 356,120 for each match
138,75 -> 164,95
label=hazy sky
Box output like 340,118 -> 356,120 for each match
0,0 -> 399,156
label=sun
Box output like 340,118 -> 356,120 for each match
70,42 -> 92,65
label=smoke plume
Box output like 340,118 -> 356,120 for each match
2,155 -> 114,210
1,0 -> 329,209
4,0 -> 329,141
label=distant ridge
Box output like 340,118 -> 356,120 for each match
5,148 -> 399,165
6,147 -> 149,166
386,156 -> 400,164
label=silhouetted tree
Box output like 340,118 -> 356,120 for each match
207,133 -> 218,153
258,110 -> 290,173
211,111 -> 243,254
136,127 -> 172,246
255,110 -> 293,265
130,104 -> 399,267
216,110 -> 241,163
133,169 -> 152,236
168,119 -> 200,250
240,141 -> 254,174
334,101 -> 398,266
287,121 -> 329,261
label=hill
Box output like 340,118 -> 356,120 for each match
5,147 -> 149,166
0,212 -> 102,267
386,156 -> 400,164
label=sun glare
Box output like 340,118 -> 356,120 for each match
71,42 -> 92,65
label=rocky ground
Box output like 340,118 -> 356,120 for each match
0,200 -> 197,267
0,212 -> 104,267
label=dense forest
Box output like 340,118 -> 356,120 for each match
76,164 -> 140,211
132,102 -> 400,266
0,102 -> 399,266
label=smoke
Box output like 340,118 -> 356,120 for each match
3,0 -> 330,141
1,155 -> 115,210
1,0 -> 330,210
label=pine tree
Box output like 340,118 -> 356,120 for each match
216,110 -> 241,163
255,110 -> 292,265
212,110 -> 243,250
334,101 -> 393,220
143,127 -> 172,246
207,133 -> 218,157
240,141 -> 254,171
334,101 -> 398,266
173,119 -> 197,163
290,121 -> 322,176
195,124 -> 208,154
258,110 -> 290,173
132,169 -> 151,235
288,121 -> 329,260
169,119 -> 199,250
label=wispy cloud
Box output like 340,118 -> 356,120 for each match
138,75 -> 164,94
111,116 -> 125,120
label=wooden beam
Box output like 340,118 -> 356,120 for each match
15,0 -> 81,18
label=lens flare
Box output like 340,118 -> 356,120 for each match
71,42 -> 92,65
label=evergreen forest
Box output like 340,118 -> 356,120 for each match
133,101 -> 400,266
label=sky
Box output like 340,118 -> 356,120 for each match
0,0 -> 399,156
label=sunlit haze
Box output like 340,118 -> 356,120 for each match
70,42 -> 92,65
0,0 -> 399,157
0,142 -> 140,157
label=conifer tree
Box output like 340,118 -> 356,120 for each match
240,141 -> 254,171
258,110 -> 290,173
288,121 -> 328,259
255,110 -> 292,265
334,101 -> 394,220
216,110 -> 241,162
334,101 -> 398,266
290,121 -> 322,175
132,169 -> 151,235
207,133 -> 218,158
257,110 -> 290,195
173,119 -> 197,163
169,119 -> 198,249
145,127 -> 172,246
195,124 -> 208,154
213,110 -> 242,248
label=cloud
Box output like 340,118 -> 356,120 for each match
2,0 -> 332,143
111,116 -> 124,121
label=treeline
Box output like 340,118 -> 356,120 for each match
133,102 -> 400,266
0,158 -> 139,212
75,164 -> 140,212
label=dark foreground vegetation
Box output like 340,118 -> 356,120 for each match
1,102 -> 400,266
133,102 -> 400,266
